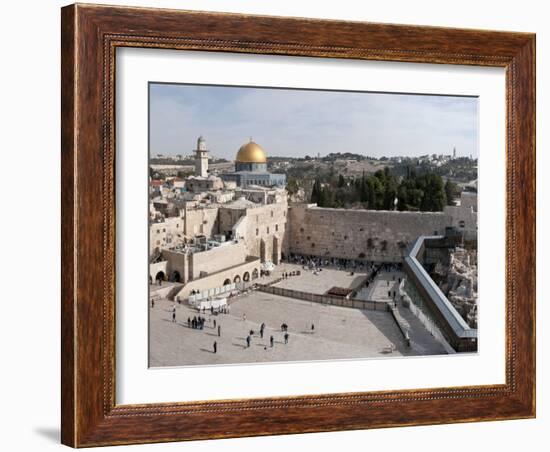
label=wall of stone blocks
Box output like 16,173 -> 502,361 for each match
218,207 -> 246,238
163,249 -> 190,283
287,205 -> 452,262
149,216 -> 184,254
444,205 -> 477,234
239,202 -> 289,264
149,261 -> 168,282
183,206 -> 219,238
189,241 -> 247,279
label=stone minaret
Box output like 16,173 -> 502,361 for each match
194,135 -> 209,177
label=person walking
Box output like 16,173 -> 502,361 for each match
218,325 -> 221,337
213,341 -> 217,354
270,335 -> 274,348
311,323 -> 315,333
284,332 -> 289,344
172,310 -> 176,323
246,335 -> 251,348
151,298 -> 154,308
213,319 -> 217,329
187,317 -> 191,328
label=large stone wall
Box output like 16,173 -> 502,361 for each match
444,205 -> 477,237
189,241 -> 247,279
240,202 -> 288,264
183,206 -> 219,238
149,261 -> 168,282
287,204 -> 452,262
162,249 -> 190,283
159,241 -> 249,284
218,201 -> 289,264
218,206 -> 245,238
149,216 -> 184,254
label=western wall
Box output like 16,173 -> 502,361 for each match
286,204 -> 475,263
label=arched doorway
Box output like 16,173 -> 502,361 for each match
252,268 -> 259,280
171,271 -> 181,282
233,275 -> 241,283
243,272 -> 250,282
155,271 -> 165,283
223,278 -> 231,286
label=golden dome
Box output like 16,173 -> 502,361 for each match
236,141 -> 267,163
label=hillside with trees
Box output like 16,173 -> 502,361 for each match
310,167 -> 458,212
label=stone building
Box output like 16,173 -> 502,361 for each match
150,137 -> 477,307
149,216 -> 184,254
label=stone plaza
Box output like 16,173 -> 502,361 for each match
149,268 -> 447,367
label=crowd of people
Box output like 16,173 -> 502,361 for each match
285,253 -> 402,275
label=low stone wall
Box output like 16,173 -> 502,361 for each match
258,285 -> 388,311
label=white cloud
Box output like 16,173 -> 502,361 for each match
149,84 -> 478,159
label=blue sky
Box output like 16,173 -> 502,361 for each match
149,83 -> 478,160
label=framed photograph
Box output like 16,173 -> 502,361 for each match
61,3 -> 535,447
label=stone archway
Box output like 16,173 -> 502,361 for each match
233,275 -> 241,283
171,271 -> 181,282
155,271 -> 165,282
252,268 -> 259,280
243,271 -> 250,282
223,278 -> 231,286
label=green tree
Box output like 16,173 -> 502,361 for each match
445,179 -> 459,206
420,174 -> 447,211
310,178 -> 322,204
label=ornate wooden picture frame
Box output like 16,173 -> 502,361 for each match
61,3 -> 535,447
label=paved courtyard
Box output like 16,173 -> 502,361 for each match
271,263 -> 368,294
149,284 -> 446,367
